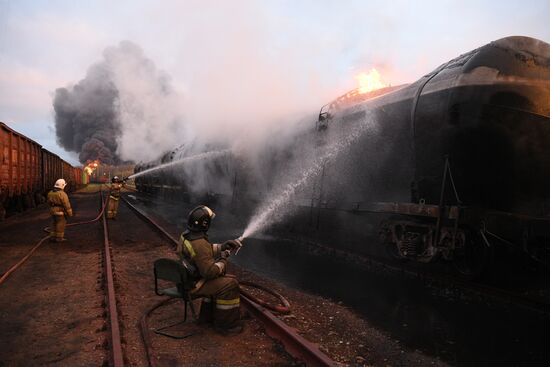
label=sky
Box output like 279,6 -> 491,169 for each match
1,0 -> 549,165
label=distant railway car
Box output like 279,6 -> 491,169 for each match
74,167 -> 83,186
1,122 -> 42,217
1,121 -> 83,219
41,149 -> 62,193
61,160 -> 75,192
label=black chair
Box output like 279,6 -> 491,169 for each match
153,258 -> 201,338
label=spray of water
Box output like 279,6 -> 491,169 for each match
128,149 -> 231,180
241,116 -> 376,239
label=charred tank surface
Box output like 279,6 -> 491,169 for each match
135,36 -> 550,278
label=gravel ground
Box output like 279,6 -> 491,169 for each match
232,267 -> 449,367
108,200 -> 296,367
0,192 -> 107,366
0,189 -> 449,366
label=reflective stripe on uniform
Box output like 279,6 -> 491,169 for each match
215,298 -> 240,309
216,303 -> 240,310
109,196 -> 119,201
216,298 -> 240,305
53,212 -> 65,216
180,236 -> 197,258
214,261 -> 225,273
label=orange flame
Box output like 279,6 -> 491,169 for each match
84,159 -> 100,176
355,68 -> 386,94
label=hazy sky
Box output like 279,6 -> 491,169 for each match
1,0 -> 549,165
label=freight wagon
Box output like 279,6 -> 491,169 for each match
0,121 -> 83,220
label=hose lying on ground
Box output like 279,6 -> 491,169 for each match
239,280 -> 291,314
0,191 -> 108,286
140,279 -> 292,367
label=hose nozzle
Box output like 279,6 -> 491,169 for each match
234,236 -> 244,254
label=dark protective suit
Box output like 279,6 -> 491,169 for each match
107,182 -> 123,219
177,231 -> 240,330
47,188 -> 73,240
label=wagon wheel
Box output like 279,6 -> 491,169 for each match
381,222 -> 408,262
453,230 -> 492,279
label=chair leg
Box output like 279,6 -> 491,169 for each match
154,321 -> 197,339
153,299 -> 199,339
182,300 -> 188,322
188,296 -> 198,321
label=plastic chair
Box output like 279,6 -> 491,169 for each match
153,258 -> 200,338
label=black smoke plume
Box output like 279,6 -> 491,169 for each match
53,59 -> 120,164
53,41 -> 178,165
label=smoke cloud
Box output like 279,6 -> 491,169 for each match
53,41 -> 186,164
53,62 -> 120,164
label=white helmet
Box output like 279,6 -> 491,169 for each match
54,178 -> 67,189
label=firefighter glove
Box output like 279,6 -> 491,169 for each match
222,240 -> 241,251
220,250 -> 231,259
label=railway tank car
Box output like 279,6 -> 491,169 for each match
135,36 -> 550,278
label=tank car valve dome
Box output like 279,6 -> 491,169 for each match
187,205 -> 216,232
54,178 -> 67,189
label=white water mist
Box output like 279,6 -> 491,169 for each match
241,115 -> 377,239
128,149 -> 231,180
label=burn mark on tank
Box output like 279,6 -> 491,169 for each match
489,92 -> 534,111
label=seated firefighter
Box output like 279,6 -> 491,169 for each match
47,179 -> 73,242
176,205 -> 243,334
107,176 -> 124,219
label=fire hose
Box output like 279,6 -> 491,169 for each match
239,280 -> 291,314
0,191 -> 108,286
140,279 -> 291,367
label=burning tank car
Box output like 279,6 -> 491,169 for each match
135,36 -> 550,278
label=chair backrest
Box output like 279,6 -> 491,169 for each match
154,258 -> 190,288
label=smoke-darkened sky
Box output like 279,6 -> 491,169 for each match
1,0 -> 549,165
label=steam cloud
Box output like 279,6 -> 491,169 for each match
53,41 -> 185,164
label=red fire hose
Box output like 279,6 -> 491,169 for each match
139,279 -> 291,367
0,191 -> 108,286
239,280 -> 291,314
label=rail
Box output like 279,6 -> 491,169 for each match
101,190 -> 124,366
0,190 -> 107,286
121,195 -> 337,367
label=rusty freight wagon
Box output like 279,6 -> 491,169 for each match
1,121 -> 82,219
1,122 -> 43,219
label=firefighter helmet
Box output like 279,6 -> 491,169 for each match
187,205 -> 216,232
54,178 -> 66,189
112,176 -> 120,183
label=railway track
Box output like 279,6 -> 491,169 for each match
4,187 -> 546,365
125,191 -> 550,317
121,195 -> 337,367
0,189 -> 337,366
297,237 -> 550,315
100,190 -> 124,366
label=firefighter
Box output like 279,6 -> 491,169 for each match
47,179 -> 73,242
107,176 -> 124,219
177,205 -> 243,334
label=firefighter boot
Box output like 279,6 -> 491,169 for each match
198,298 -> 213,325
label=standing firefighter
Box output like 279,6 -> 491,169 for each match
107,176 -> 124,219
47,179 -> 73,242
177,205 -> 243,334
